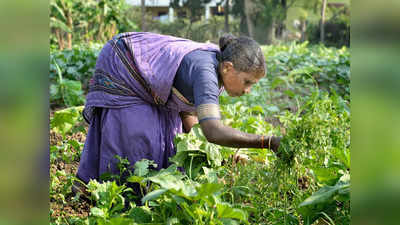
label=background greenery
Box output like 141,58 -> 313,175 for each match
50,0 -> 350,49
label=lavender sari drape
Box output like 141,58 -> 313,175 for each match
77,32 -> 220,183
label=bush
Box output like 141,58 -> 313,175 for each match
306,16 -> 350,48
154,16 -> 240,43
50,43 -> 102,108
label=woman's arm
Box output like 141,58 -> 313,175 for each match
200,119 -> 281,152
180,111 -> 198,133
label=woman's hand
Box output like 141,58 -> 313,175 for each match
180,111 -> 198,133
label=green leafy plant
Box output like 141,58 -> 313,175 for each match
49,42 -> 351,225
50,0 -> 139,50
50,106 -> 84,136
137,162 -> 249,224
171,125 -> 224,179
86,180 -> 133,224
50,43 -> 101,93
298,173 -> 350,224
50,59 -> 85,107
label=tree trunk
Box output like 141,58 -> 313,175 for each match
276,0 -> 287,39
141,0 -> 146,32
300,19 -> 307,42
66,11 -> 73,49
55,29 -> 64,50
266,18 -> 276,45
224,0 -> 230,33
320,0 -> 327,43
244,0 -> 254,38
97,15 -> 103,41
85,25 -> 89,43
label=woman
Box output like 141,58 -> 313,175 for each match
75,32 -> 281,187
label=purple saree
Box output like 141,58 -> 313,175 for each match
77,32 -> 220,183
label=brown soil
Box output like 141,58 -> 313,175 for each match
66,131 -> 87,143
50,198 -> 91,219
50,126 -> 90,220
50,159 -> 92,220
50,131 -> 63,146
298,176 -> 310,190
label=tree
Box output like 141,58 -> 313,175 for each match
231,0 -> 298,44
224,0 -> 230,33
244,0 -> 255,38
320,0 -> 327,43
50,0 -> 138,49
50,0 -> 74,49
170,0 -> 212,23
141,0 -> 147,32
170,0 -> 212,37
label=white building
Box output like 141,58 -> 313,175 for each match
126,0 -> 227,23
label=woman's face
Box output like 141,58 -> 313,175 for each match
220,62 -> 264,97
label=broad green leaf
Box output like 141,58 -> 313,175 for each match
106,217 -> 135,225
134,159 -> 157,177
195,182 -> 223,200
148,173 -> 185,191
216,202 -> 247,222
126,176 -> 144,185
202,167 -> 218,183
50,2 -> 66,20
299,173 -> 350,209
141,188 -> 168,204
166,218 -> 179,225
50,106 -> 83,135
220,218 -> 240,225
90,207 -> 105,218
312,168 -> 339,186
128,207 -> 152,223
50,17 -> 72,33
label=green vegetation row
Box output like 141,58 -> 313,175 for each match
50,88 -> 350,224
49,42 -> 350,109
50,43 -> 350,225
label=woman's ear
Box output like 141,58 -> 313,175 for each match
222,61 -> 234,74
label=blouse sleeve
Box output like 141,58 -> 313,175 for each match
192,66 -> 221,123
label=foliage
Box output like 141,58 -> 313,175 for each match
50,59 -> 85,108
138,163 -> 249,224
86,180 -> 133,224
277,92 -> 350,223
277,91 -> 350,166
306,15 -> 350,48
50,106 -> 84,136
298,173 -> 350,224
156,16 -> 240,43
50,43 -> 102,107
50,0 -> 138,50
220,42 -> 350,118
172,125 -> 224,179
49,42 -> 350,224
218,91 -> 350,224
263,41 -> 350,104
170,0 -> 212,23
231,0 -> 297,43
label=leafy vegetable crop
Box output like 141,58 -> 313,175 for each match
50,42 -> 350,225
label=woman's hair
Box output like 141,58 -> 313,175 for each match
218,33 -> 266,74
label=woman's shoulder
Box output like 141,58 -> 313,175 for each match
183,50 -> 219,68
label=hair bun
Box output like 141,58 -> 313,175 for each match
219,33 -> 237,52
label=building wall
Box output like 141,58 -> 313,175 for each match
146,7 -> 169,19
128,0 -> 226,22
